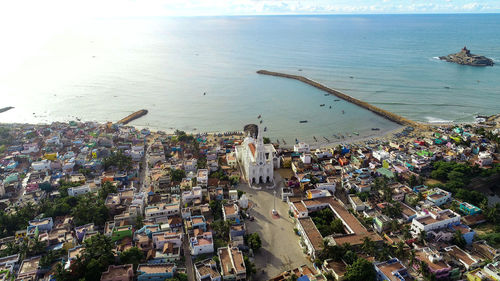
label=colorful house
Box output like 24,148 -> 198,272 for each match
112,225 -> 133,242
459,202 -> 481,216
137,263 -> 176,281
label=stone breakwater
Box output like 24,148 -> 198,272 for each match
257,70 -> 420,127
117,109 -> 148,125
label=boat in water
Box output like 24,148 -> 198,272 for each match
324,94 -> 329,96
258,115 -> 261,119
260,120 -> 263,124
299,120 -> 308,123
320,104 -> 325,107
264,127 -> 267,132
334,99 -> 340,102
342,110 -> 345,114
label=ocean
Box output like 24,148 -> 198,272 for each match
1,14 -> 499,143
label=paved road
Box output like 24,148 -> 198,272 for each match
182,234 -> 196,281
240,175 -> 311,280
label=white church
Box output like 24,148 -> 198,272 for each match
235,126 -> 280,185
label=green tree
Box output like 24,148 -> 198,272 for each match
81,234 -> 116,280
246,233 -> 262,251
361,236 -> 375,256
394,241 -> 406,260
402,225 -> 412,240
72,194 -> 109,227
244,255 -> 256,277
170,168 -> 186,182
344,258 -> 377,281
452,230 -> 466,248
119,247 -> 144,270
135,214 -> 144,229
103,151 -> 132,171
98,181 -> 118,199
418,230 -> 427,245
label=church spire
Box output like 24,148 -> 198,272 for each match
256,125 -> 266,164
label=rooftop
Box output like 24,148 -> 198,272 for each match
298,217 -> 323,252
137,263 -> 176,274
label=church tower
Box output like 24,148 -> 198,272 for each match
255,125 -> 266,165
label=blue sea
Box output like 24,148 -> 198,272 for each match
1,14 -> 499,143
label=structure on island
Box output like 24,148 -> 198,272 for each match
439,46 -> 494,66
235,125 -> 280,185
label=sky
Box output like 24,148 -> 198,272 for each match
1,0 -> 500,20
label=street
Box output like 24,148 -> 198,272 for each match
240,174 -> 311,280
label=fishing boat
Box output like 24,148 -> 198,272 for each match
258,115 -> 261,119
329,106 -> 332,109
353,132 -> 359,136
264,127 -> 267,132
299,120 -> 308,123
334,99 -> 340,101
260,120 -> 263,124
320,104 -> 325,107
371,128 -> 380,131
324,94 -> 329,96
203,92 -> 206,96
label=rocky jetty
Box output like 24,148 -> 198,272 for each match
439,46 -> 494,66
257,70 -> 419,127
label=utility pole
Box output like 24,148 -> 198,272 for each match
272,189 -> 277,215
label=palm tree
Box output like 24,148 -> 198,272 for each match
361,236 -> 375,256
402,225 -> 412,240
409,249 -> 416,267
395,241 -> 406,259
418,230 -> 427,245
389,220 -> 399,233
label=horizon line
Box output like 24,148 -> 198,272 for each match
98,12 -> 500,18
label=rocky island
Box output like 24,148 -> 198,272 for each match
439,46 -> 494,66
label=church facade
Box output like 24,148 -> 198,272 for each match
235,127 -> 280,185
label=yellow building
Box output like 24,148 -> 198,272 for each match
44,153 -> 57,161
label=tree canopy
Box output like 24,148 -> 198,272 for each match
344,258 -> 377,281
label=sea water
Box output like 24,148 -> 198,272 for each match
1,14 -> 499,143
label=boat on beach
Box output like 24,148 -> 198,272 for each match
353,132 -> 359,136
371,128 -> 380,131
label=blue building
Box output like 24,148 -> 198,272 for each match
374,258 -> 410,281
459,202 -> 481,215
137,263 -> 176,281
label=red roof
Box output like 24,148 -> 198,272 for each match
248,143 -> 256,157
